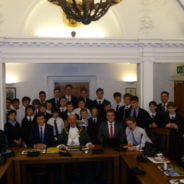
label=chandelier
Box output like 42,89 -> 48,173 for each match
48,0 -> 122,25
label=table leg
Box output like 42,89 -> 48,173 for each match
120,158 -> 127,184
113,156 -> 120,184
14,160 -> 21,184
6,162 -> 14,184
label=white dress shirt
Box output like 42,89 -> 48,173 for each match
96,98 -> 104,104
26,115 -> 35,121
169,113 -> 176,120
112,102 -> 123,111
67,127 -> 80,146
60,107 -> 67,112
126,126 -> 152,150
47,117 -> 65,135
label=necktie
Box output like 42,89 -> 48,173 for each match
116,105 -> 119,112
40,127 -> 44,144
110,123 -> 113,138
152,114 -> 155,118
131,131 -> 138,146
171,116 -> 174,120
99,100 -> 101,105
29,117 -> 32,122
54,119 -> 59,139
133,109 -> 137,119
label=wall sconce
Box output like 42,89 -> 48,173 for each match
122,74 -> 137,84
6,74 -> 18,85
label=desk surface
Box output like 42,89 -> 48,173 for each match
0,159 -> 12,179
120,151 -> 184,184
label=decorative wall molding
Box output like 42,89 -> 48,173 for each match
0,37 -> 184,63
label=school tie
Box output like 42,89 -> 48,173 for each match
133,109 -> 137,119
109,123 -> 114,138
152,114 -> 155,118
54,119 -> 59,139
29,117 -> 32,122
40,127 -> 44,144
99,100 -> 101,105
116,104 -> 119,112
131,131 -> 138,146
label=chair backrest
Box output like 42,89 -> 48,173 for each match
151,128 -> 171,156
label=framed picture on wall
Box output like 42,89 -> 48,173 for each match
6,87 -> 16,100
125,88 -> 136,96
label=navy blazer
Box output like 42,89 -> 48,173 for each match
29,124 -> 54,147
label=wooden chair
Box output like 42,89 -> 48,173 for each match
151,128 -> 171,156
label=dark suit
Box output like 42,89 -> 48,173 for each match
157,103 -> 168,117
128,107 -> 151,131
21,117 -> 36,145
59,110 -> 67,121
58,126 -> 91,146
4,121 -> 22,147
29,124 -> 54,147
78,97 -> 94,110
87,117 -> 100,144
93,99 -> 110,121
98,121 -> 126,145
148,112 -> 163,127
64,95 -> 78,108
116,105 -> 131,123
49,98 -> 60,108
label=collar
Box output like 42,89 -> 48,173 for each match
27,115 -> 34,120
108,121 -> 115,125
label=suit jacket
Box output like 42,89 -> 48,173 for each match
116,105 -> 131,123
49,98 -> 60,108
157,103 -> 167,116
4,122 -> 22,147
163,112 -> 184,133
87,117 -> 101,144
78,97 -> 94,110
21,117 -> 36,145
29,124 -> 54,147
148,111 -> 163,127
93,99 -> 110,121
59,110 -> 67,121
58,126 -> 91,146
128,107 -> 151,130
64,95 -> 78,108
98,121 -> 126,144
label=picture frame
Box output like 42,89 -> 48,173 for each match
125,88 -> 136,96
6,87 -> 16,100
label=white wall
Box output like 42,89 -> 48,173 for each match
6,63 -> 137,104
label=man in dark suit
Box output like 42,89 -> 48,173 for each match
129,96 -> 151,132
98,110 -> 126,146
117,93 -> 132,123
29,113 -> 54,148
78,88 -> 94,110
63,84 -> 78,108
49,87 -> 62,108
157,91 -> 169,116
93,88 -> 110,121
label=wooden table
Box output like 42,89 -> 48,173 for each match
120,151 -> 184,184
0,158 -> 14,184
12,147 -> 120,184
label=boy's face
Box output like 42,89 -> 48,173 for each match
53,112 -> 59,118
33,104 -> 40,109
54,90 -> 61,98
96,91 -> 104,99
149,105 -> 157,112
12,102 -> 19,109
91,109 -> 98,116
81,111 -> 88,119
106,112 -> 115,122
131,100 -> 139,108
126,120 -> 136,130
40,107 -> 46,112
167,107 -> 176,114
27,108 -> 34,116
23,100 -> 30,107
114,96 -> 121,103
39,94 -> 46,101
80,90 -> 88,98
124,97 -> 131,105
78,101 -> 85,108
6,100 -> 11,109
8,113 -> 16,121
65,87 -> 72,96
67,104 -> 73,112
160,93 -> 169,104
60,99 -> 67,107
46,103 -> 52,110
37,116 -> 45,126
